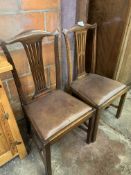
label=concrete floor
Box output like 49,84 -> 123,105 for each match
0,92 -> 131,175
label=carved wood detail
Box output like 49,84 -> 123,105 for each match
75,30 -> 87,76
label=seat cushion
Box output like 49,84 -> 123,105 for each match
71,74 -> 126,107
25,90 -> 92,141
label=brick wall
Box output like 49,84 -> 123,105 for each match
0,0 -> 60,120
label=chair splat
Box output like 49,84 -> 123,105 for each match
23,40 -> 47,95
75,29 -> 87,77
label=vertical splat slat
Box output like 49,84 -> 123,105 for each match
63,23 -> 97,89
75,30 -> 87,77
23,40 -> 46,96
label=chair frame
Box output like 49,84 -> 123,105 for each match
0,30 -> 95,175
63,23 -> 129,142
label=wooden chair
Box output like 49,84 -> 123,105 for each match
0,30 -> 95,175
63,23 -> 129,143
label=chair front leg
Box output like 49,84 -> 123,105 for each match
22,107 -> 32,137
91,109 -> 102,143
116,93 -> 127,119
43,144 -> 52,175
87,114 -> 95,144
22,108 -> 32,153
25,117 -> 32,137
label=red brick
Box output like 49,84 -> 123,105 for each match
8,75 -> 35,101
22,13 -> 44,31
21,75 -> 35,96
11,101 -> 23,120
46,12 -> 59,32
42,42 -> 55,65
0,13 -> 44,40
44,68 -> 49,87
6,79 -> 19,102
2,81 -> 10,99
0,0 -> 19,11
11,49 -> 29,75
0,71 -> 12,81
8,69 -> 50,101
21,0 -> 60,10
50,65 -> 56,85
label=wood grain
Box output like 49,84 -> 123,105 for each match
0,56 -> 13,73
0,101 -> 17,156
0,123 -> 9,155
115,7 -> 131,84
0,80 -> 27,160
0,59 -> 26,166
88,0 -> 131,78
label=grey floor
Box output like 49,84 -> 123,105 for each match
0,92 -> 131,175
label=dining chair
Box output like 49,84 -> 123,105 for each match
1,30 -> 96,175
63,23 -> 129,143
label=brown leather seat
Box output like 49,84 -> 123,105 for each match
25,90 -> 92,141
71,74 -> 126,107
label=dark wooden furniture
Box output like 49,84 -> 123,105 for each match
1,30 -> 95,174
88,0 -> 131,85
63,23 -> 129,143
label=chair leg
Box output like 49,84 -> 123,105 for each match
22,108 -> 32,153
25,117 -> 32,136
116,93 -> 127,119
43,144 -> 52,175
22,107 -> 32,136
87,115 -> 95,144
91,109 -> 102,143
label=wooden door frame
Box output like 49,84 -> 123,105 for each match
114,5 -> 131,82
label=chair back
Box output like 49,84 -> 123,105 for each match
0,30 -> 61,105
63,23 -> 97,88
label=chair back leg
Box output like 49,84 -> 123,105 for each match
87,114 -> 96,144
43,144 -> 52,175
91,109 -> 102,142
116,93 -> 127,119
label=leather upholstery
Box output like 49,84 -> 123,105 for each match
25,90 -> 92,141
71,74 -> 126,107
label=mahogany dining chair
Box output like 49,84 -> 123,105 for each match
63,23 -> 128,143
1,30 -> 96,175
